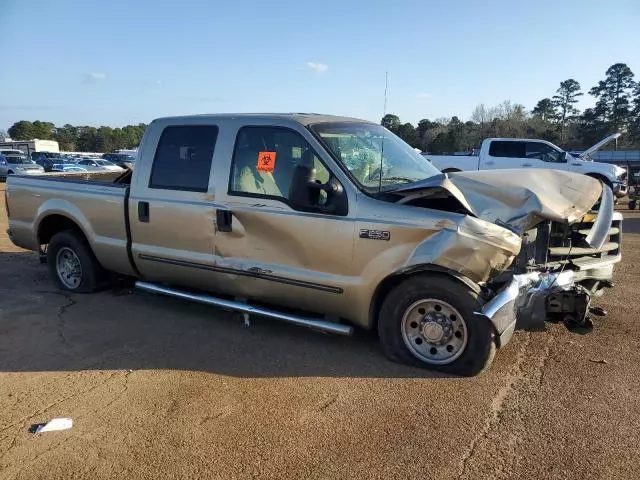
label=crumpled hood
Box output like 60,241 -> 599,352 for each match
393,169 -> 602,235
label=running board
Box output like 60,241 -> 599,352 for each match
134,281 -> 354,336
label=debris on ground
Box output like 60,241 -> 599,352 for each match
28,418 -> 73,433
588,359 -> 610,365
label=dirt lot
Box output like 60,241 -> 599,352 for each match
1,182 -> 639,480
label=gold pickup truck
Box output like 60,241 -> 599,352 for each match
5,114 -> 622,376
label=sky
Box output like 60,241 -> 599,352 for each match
1,0 -> 639,131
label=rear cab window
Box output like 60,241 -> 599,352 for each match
149,125 -> 219,192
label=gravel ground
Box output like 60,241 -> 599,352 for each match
1,182 -> 639,480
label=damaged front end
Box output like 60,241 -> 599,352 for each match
475,181 -> 621,346
395,169 -> 622,347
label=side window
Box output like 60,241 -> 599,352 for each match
229,126 -> 330,200
149,125 -> 218,192
525,142 -> 562,163
488,141 -> 526,158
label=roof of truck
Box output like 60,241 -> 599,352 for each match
152,113 -> 375,126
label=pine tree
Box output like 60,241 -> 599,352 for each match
589,63 -> 635,132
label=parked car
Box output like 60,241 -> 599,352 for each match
0,150 -> 45,179
77,158 -> 124,172
31,151 -> 65,172
5,114 -> 622,376
102,153 -> 136,169
425,134 -> 628,197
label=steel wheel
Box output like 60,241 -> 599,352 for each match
55,247 -> 83,290
400,298 -> 468,365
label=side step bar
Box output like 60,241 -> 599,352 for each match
134,281 -> 354,336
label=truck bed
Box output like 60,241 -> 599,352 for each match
6,173 -> 134,276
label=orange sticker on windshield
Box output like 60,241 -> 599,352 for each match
257,151 -> 276,172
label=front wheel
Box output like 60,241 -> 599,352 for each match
378,275 -> 496,376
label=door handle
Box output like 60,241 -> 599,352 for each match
522,163 -> 533,167
571,163 -> 582,166
484,161 -> 494,165
138,201 -> 149,222
216,209 -> 232,232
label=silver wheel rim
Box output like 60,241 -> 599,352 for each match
56,247 -> 83,289
401,298 -> 468,365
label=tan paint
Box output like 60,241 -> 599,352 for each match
4,114 -> 613,330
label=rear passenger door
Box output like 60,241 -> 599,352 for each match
482,140 -> 526,169
128,123 -> 234,293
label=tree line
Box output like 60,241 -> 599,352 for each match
382,62 -> 640,154
5,62 -> 639,155
6,121 -> 147,152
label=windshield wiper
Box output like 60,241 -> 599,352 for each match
380,176 -> 416,184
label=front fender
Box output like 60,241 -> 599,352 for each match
406,217 -> 521,284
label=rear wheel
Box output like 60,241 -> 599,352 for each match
47,230 -> 107,293
378,275 -> 495,376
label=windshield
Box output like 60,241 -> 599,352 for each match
310,122 -> 441,191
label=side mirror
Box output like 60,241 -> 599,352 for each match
0,160 -> 6,166
560,151 -> 568,163
288,163 -> 348,216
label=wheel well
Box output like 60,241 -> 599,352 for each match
369,267 -> 481,330
38,215 -> 85,245
585,172 -> 612,188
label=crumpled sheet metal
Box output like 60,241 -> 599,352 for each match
394,169 -> 602,235
407,215 -> 522,283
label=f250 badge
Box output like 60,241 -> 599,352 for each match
359,229 -> 390,241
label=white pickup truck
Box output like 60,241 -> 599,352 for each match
425,134 -> 628,198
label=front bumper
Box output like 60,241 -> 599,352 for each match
476,271 -> 578,348
477,264 -> 616,348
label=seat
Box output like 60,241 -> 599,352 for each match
234,146 -> 282,197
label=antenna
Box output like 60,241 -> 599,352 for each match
379,71 -> 388,192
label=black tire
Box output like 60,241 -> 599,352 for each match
378,274 -> 496,376
47,230 -> 107,293
630,200 -> 638,210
